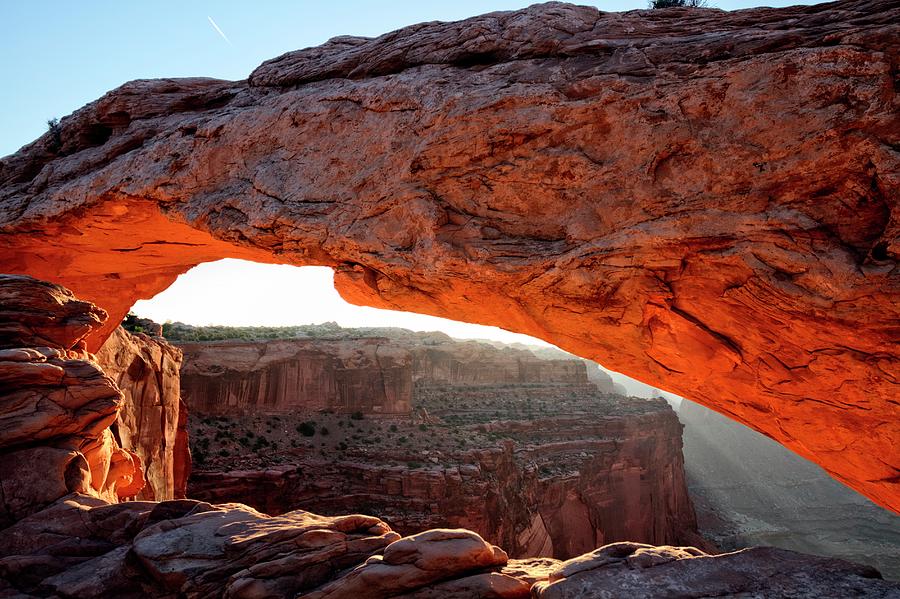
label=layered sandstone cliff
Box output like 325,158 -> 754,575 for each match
96,326 -> 189,500
0,276 -> 144,525
179,337 -> 413,415
182,332 -> 705,559
407,336 -> 589,386
0,1 -> 897,511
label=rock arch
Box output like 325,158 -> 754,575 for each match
1,1 -> 897,512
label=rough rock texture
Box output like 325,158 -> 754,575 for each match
4,496 -> 899,598
0,274 -> 106,351
179,337 -> 413,415
96,326 -> 189,500
677,397 -> 900,581
406,334 -> 589,385
532,542 -> 900,598
0,276 -> 143,525
0,1 -> 897,511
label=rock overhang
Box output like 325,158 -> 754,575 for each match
0,0 -> 897,513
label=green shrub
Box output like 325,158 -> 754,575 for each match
46,117 -> 62,151
297,421 -> 316,437
319,427 -> 329,436
649,0 -> 706,6
350,411 -> 364,420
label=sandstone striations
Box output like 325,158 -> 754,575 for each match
0,1 -> 897,510
183,332 -> 706,559
0,275 -> 143,525
96,326 -> 189,500
179,337 -> 413,415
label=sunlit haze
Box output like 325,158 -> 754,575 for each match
132,259 -> 552,346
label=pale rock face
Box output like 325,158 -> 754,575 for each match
96,326 -> 189,501
0,1 -> 896,511
178,338 -> 414,415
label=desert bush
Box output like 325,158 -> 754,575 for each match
649,0 -> 707,6
297,421 -> 316,437
46,117 -> 62,151
350,411 -> 364,420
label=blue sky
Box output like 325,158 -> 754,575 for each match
2,0 -> 820,157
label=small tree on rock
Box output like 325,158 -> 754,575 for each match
649,0 -> 707,7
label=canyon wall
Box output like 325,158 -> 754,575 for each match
406,337 -> 589,386
182,332 -> 704,559
178,338 -> 412,415
95,326 -> 189,501
0,1 -> 897,511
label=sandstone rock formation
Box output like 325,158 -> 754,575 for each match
2,275 -> 898,597
0,1 -> 896,510
406,335 -> 589,386
179,337 -> 413,415
532,541 -> 900,598
5,494 -> 899,598
0,275 -> 144,525
96,326 -> 189,500
183,337 -> 707,560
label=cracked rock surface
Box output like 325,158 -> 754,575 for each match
0,1 -> 897,511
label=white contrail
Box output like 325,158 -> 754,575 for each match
207,16 -> 232,46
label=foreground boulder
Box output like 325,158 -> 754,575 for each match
0,1 -> 897,512
3,495 -> 898,598
533,542 -> 900,598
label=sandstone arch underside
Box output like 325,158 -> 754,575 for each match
0,0 -> 897,512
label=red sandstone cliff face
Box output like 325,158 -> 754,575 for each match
95,326 -> 189,500
0,276 -> 144,524
406,337 -> 589,386
179,338 -> 412,415
0,1 -> 896,511
184,334 -> 704,560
